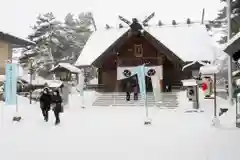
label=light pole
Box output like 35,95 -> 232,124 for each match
227,0 -> 233,104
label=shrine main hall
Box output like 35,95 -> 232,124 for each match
75,16 -> 218,92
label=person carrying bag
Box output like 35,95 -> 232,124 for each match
51,90 -> 63,125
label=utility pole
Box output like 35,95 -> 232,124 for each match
201,8 -> 205,24
227,0 -> 233,104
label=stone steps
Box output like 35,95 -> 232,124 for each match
92,92 -> 180,108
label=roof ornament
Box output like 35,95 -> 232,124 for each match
186,18 -> 191,25
105,24 -> 111,29
118,12 -> 155,37
158,20 -> 163,26
172,20 -> 177,26
119,23 -> 123,28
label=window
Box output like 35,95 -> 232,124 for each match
134,44 -> 143,57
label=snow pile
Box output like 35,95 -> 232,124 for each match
1,90 -> 240,160
89,78 -> 98,84
69,90 -> 99,107
1,92 -> 240,160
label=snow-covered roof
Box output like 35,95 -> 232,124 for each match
51,63 -> 81,73
45,80 -> 63,88
200,65 -> 219,75
75,24 -> 217,66
223,31 -> 240,55
145,24 -> 216,62
0,30 -> 35,46
75,28 -> 128,66
232,70 -> 240,77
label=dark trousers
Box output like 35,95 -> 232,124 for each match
41,108 -> 49,121
134,92 -> 138,100
219,108 -> 228,116
126,92 -> 130,101
54,111 -> 60,125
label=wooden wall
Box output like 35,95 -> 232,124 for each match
97,35 -> 190,92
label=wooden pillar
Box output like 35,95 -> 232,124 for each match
157,56 -> 164,92
115,58 -> 119,92
98,68 -> 102,84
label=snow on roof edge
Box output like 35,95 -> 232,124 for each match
75,28 -> 128,66
76,24 -> 216,66
223,31 -> 240,51
0,31 -> 35,45
51,63 -> 81,73
200,65 -> 219,74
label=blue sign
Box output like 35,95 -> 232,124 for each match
135,65 -> 146,99
4,63 -> 18,105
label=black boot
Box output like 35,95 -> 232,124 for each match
55,120 -> 60,125
54,111 -> 60,125
126,92 -> 130,101
219,108 -> 228,116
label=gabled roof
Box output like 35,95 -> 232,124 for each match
0,31 -> 35,47
75,28 -> 128,66
50,63 -> 81,73
223,31 -> 240,56
75,24 -> 217,66
145,24 -> 216,62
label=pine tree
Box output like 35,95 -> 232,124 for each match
212,0 -> 240,43
63,12 -> 93,61
20,12 -> 94,77
19,12 -> 64,77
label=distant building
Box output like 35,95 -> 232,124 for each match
0,31 -> 34,74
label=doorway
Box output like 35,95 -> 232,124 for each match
119,75 -> 153,92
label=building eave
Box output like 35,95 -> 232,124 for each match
223,31 -> 240,61
92,31 -> 130,67
143,31 -> 184,65
0,31 -> 35,47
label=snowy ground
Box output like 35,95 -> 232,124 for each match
0,91 -> 240,160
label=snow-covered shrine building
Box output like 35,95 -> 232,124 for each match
75,16 -> 217,92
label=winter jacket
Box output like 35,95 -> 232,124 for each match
39,93 -> 52,110
51,94 -> 63,113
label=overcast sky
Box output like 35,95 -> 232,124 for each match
0,0 -> 224,38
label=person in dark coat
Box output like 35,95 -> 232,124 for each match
126,82 -> 131,101
51,90 -> 63,125
133,83 -> 138,101
39,87 -> 52,122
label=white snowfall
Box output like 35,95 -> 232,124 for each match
0,90 -> 240,160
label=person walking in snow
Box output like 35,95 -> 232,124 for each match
126,82 -> 131,101
51,90 -> 63,125
39,87 -> 52,122
133,81 -> 138,101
